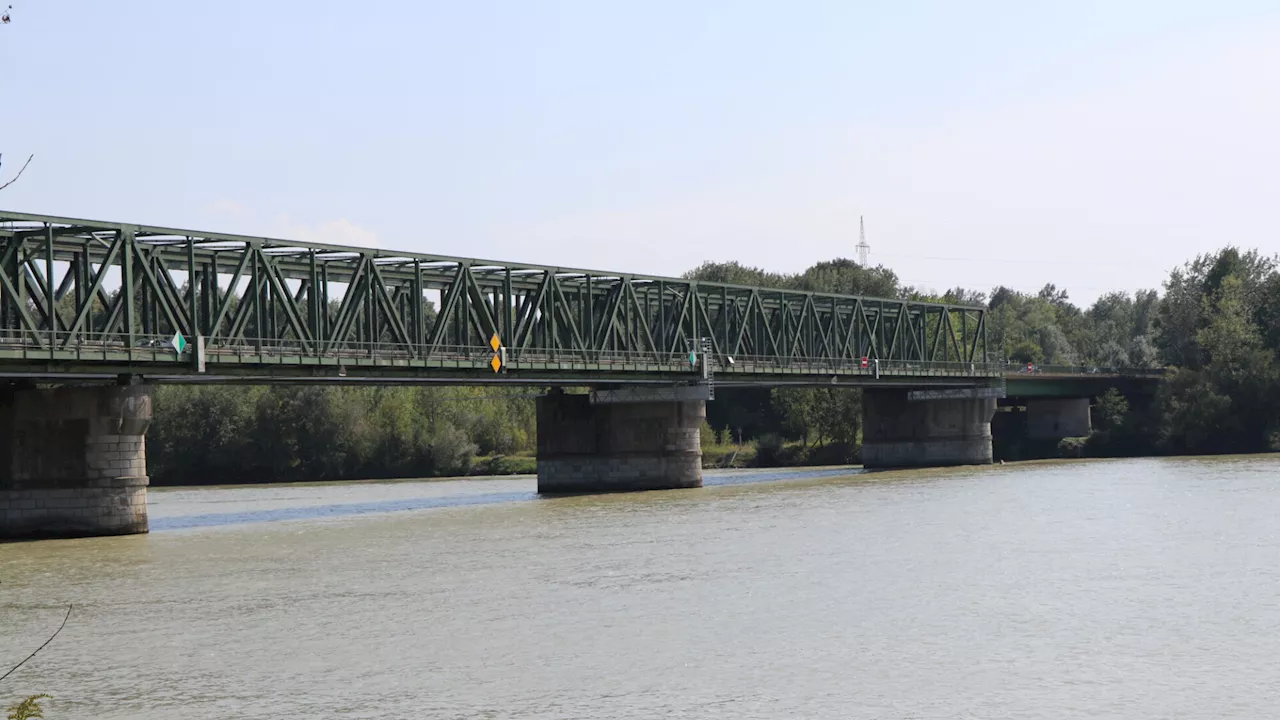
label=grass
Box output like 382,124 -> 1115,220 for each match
702,442 -> 757,468
470,454 -> 537,476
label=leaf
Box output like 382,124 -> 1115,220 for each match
7,695 -> 52,720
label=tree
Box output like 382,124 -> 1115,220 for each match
814,388 -> 861,447
1156,249 -> 1278,369
941,287 -> 987,306
1157,369 -> 1233,453
1038,324 -> 1078,365
1130,335 -> 1159,368
1094,388 -> 1130,434
1197,275 -> 1266,375
771,388 -> 819,447
683,261 -> 787,288
989,286 -> 1018,310
793,259 -> 901,297
684,258 -> 903,299
1153,266 -> 1280,454
1254,272 -> 1280,354
1038,283 -> 1071,308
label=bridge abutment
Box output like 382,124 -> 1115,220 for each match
0,385 -> 152,540
1026,398 -> 1092,438
536,390 -> 703,494
861,388 -> 995,468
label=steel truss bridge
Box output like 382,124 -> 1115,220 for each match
0,210 -> 1017,387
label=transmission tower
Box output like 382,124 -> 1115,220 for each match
855,215 -> 871,266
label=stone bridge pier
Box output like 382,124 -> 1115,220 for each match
536,389 -> 704,494
0,384 -> 152,540
1026,398 -> 1092,438
861,388 -> 996,468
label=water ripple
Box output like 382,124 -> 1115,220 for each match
150,490 -> 539,530
150,467 -> 862,531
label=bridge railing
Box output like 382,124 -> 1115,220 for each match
999,362 -> 1166,377
180,341 -> 1012,376
718,355 -> 1003,377
0,332 -> 1163,379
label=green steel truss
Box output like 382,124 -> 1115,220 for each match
0,211 -> 993,382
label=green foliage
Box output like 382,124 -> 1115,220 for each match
684,258 -> 900,298
699,420 -> 716,449
792,259 -> 901,298
1155,248 -> 1276,369
472,454 -> 537,475
149,385 -> 528,484
7,695 -> 51,720
1007,340 -> 1042,365
682,260 -> 790,288
702,439 -> 755,469
1093,388 -> 1130,434
1197,275 -> 1266,374
1148,250 -> 1280,454
766,387 -> 861,449
770,388 -> 818,447
1058,436 -> 1089,458
754,433 -> 785,467
1157,368 -> 1235,453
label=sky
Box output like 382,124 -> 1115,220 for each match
2,0 -> 1279,305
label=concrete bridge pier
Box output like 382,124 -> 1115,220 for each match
0,385 -> 152,540
536,389 -> 704,494
861,388 -> 996,468
1026,398 -> 1092,438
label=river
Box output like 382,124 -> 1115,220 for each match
3,457 -> 1280,719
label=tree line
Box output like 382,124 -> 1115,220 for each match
147,247 -> 1280,484
148,385 -> 535,485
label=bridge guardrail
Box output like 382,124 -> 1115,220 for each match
0,333 -> 1165,379
0,335 -> 998,374
998,362 -> 1166,377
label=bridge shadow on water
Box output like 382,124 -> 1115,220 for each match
150,467 -> 862,532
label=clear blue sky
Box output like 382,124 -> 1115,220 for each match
3,1 -> 1279,304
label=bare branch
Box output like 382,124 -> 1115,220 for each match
0,604 -> 72,684
0,154 -> 34,192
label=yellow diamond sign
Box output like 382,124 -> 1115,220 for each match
490,354 -> 502,373
489,333 -> 501,352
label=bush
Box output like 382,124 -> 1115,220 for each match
699,420 -> 716,449
8,695 -> 51,720
802,442 -> 859,466
754,433 -> 785,467
474,455 -> 537,476
1058,436 -> 1089,458
427,425 -> 478,477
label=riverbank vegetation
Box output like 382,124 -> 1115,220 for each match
149,386 -> 536,485
6,695 -> 50,720
147,247 -> 1280,485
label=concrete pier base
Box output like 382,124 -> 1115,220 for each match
1027,398 -> 1092,438
537,391 -> 703,494
0,385 -> 152,540
861,388 -> 995,468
